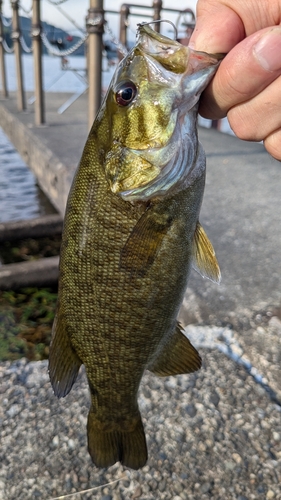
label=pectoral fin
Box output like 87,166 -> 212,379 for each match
192,221 -> 221,284
120,203 -> 174,277
148,323 -> 201,376
49,310 -> 81,398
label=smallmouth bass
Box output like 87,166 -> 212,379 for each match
49,23 -> 221,469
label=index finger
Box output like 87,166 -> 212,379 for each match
189,1 -> 245,53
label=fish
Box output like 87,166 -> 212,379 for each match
49,23 -> 221,470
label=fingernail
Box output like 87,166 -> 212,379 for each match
254,28 -> 281,71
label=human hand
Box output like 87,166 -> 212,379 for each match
189,0 -> 281,160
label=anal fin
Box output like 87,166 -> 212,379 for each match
49,311 -> 81,398
148,323 -> 201,377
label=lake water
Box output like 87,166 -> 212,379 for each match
0,53 -> 115,223
0,127 -> 57,222
0,53 -> 231,223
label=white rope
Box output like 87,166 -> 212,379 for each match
46,0 -> 84,35
40,31 -> 88,57
47,0 -> 70,5
19,35 -> 33,53
1,14 -> 13,27
2,38 -> 14,53
18,2 -> 33,15
104,22 -> 128,57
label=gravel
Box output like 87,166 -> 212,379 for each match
1,330 -> 281,500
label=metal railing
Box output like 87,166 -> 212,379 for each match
0,0 -> 8,97
0,0 -> 196,129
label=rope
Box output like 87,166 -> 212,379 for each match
40,31 -> 88,57
19,35 -> 33,53
2,38 -> 14,53
104,22 -> 128,57
19,2 -> 33,15
1,14 -> 13,27
45,0 -> 85,35
46,0 -> 70,4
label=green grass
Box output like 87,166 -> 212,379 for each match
0,235 -> 61,264
0,234 -> 61,362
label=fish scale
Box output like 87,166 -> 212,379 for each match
49,23 -> 222,469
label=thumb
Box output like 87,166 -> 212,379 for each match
189,2 -> 245,53
198,27 -> 281,119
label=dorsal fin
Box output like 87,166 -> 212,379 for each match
192,221 -> 221,284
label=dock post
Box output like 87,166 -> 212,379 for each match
86,0 -> 104,130
11,0 -> 25,111
119,3 -> 129,59
0,0 -> 8,97
152,0 -> 162,32
32,0 -> 45,125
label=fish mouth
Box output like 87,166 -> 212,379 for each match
137,24 -> 222,72
106,25 -> 222,202
137,24 -> 189,74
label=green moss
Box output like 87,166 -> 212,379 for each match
0,287 -> 57,362
0,235 -> 61,264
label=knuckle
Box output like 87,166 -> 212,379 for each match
264,131 -> 281,161
227,106 -> 262,141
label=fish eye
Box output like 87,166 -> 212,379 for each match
115,81 -> 137,106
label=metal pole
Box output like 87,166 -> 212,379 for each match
11,0 -> 25,110
0,0 -> 8,97
119,4 -> 129,59
152,0 -> 162,32
32,0 -> 45,125
86,0 -> 104,130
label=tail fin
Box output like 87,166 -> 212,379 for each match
87,413 -> 147,469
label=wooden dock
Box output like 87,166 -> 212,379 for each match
0,91 -> 89,215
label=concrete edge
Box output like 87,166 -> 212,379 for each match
0,102 -> 70,215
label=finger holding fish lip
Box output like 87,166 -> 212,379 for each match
227,74 -> 281,142
197,28 -> 281,118
264,128 -> 281,161
193,26 -> 281,159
